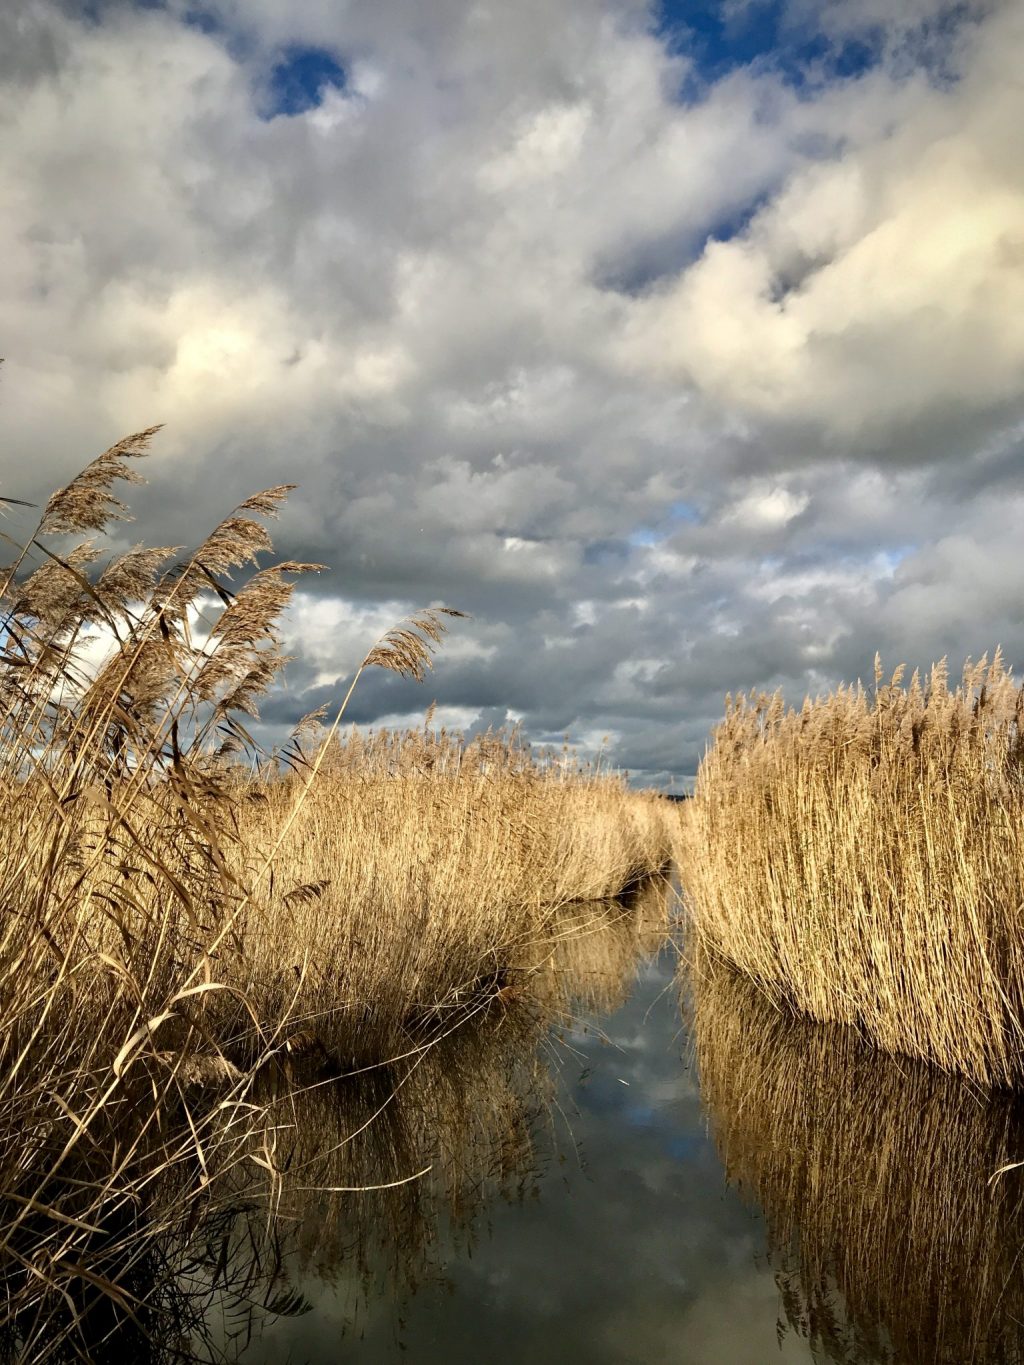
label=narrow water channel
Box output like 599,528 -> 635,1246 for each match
209,915 -> 816,1364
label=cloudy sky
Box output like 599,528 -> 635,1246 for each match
2,0 -> 1023,786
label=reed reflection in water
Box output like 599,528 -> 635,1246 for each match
690,957 -> 1024,1365
1,878 -> 672,1364
236,876 -> 675,1352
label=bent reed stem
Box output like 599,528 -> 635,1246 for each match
0,425 -> 673,1358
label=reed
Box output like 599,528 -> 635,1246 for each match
690,956 -> 1024,1365
261,882 -> 672,1319
0,428 -> 342,1358
229,729 -> 674,1059
0,880 -> 671,1360
0,429 -> 671,1356
680,654 -> 1024,1085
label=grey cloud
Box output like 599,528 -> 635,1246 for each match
3,0 -> 1024,785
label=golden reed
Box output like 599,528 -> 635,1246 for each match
681,654 -> 1024,1085
0,880 -> 671,1360
0,427 -> 672,1358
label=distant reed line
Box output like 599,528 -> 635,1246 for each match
680,652 -> 1024,1086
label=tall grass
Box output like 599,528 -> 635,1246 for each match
231,727 -> 674,1059
255,878 -> 673,1332
680,653 -> 1024,1085
690,957 -> 1024,1365
0,428 -> 672,1357
0,879 -> 672,1360
0,428 -> 318,1358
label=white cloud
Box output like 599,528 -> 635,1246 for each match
722,483 -> 809,530
626,4 -> 1024,449
2,0 -> 1024,784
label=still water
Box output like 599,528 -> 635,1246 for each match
146,889 -> 1024,1364
241,940 -> 812,1365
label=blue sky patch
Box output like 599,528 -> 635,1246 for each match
594,190 -> 773,295
267,45 -> 347,117
656,0 -> 881,92
881,544 -> 916,571
700,191 -> 772,248
182,6 -> 223,37
628,502 -> 701,549
583,539 -> 631,567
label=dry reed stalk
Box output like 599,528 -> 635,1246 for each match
689,956 -> 1024,1365
0,427 -> 471,1358
221,733 -> 674,1059
207,879 -> 673,1336
0,425 -> 673,1357
681,653 -> 1024,1085
0,883 -> 670,1358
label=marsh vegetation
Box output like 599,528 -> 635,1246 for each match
0,432 -> 675,1359
0,880 -> 674,1362
680,654 -> 1024,1085
9,428 -> 1024,1363
689,956 -> 1024,1364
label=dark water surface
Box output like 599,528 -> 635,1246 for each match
160,891 -> 1024,1365
212,930 -> 815,1365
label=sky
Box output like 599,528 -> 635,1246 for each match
2,0 -> 1023,787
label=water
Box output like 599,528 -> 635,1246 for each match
211,933 -> 815,1365
24,895 -> 1024,1363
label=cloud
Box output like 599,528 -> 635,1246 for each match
625,3 -> 1024,458
2,0 -> 1023,785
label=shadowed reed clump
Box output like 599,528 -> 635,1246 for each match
238,880 -> 673,1342
680,652 -> 1024,1086
690,958 -> 1024,1365
234,727 -> 675,1060
0,879 -> 671,1361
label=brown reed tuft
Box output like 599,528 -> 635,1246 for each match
0,428 -> 330,1359
0,882 -> 670,1360
224,727 -> 675,1060
178,884 -> 672,1354
680,652 -> 1024,1086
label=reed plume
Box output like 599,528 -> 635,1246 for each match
0,423 -> 673,1359
681,653 -> 1024,1085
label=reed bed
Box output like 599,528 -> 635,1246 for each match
689,957 -> 1024,1365
0,880 -> 671,1360
232,730 -> 673,1058
264,882 -> 671,1318
0,428 -> 671,1358
680,654 -> 1024,1085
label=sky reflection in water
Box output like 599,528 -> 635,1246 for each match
238,927 -> 813,1365
7,875 -> 1020,1364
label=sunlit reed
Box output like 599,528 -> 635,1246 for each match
680,654 -> 1024,1085
0,428 -> 671,1359
0,880 -> 671,1361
